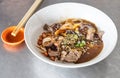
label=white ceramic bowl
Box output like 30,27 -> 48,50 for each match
25,3 -> 118,68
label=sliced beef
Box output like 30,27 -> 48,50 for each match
61,50 -> 82,62
94,31 -> 104,41
43,24 -> 53,32
48,49 -> 60,56
50,23 -> 61,32
86,28 -> 96,40
46,43 -> 60,57
43,23 -> 61,33
60,51 -> 67,61
98,31 -> 104,39
43,24 -> 49,30
66,30 -> 75,34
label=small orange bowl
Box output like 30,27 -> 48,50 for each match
1,26 -> 24,46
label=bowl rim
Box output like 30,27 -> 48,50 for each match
25,2 -> 118,68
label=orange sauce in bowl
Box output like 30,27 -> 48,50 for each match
1,26 -> 24,46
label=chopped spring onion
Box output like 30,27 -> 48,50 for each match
75,40 -> 86,47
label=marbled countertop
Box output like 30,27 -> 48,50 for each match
0,0 -> 120,78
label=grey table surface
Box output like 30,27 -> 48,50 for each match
0,0 -> 120,78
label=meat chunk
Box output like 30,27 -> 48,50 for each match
61,51 -> 67,61
48,49 -> 60,56
43,24 -> 53,32
98,31 -> 104,39
61,50 -> 82,62
86,28 -> 96,40
46,42 -> 60,57
51,23 -> 61,32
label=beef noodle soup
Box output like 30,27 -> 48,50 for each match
37,18 -> 104,63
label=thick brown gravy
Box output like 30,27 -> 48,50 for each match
77,42 -> 103,63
